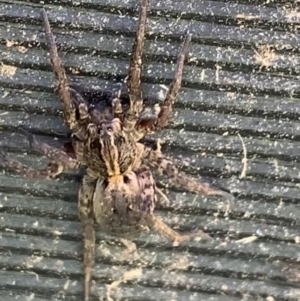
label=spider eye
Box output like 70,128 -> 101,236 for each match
107,126 -> 113,132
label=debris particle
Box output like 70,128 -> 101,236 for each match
70,67 -> 80,74
215,64 -> 222,81
200,69 -> 205,81
63,279 -> 71,290
6,40 -> 28,53
236,14 -> 259,21
18,46 -> 28,53
235,235 -> 258,244
253,45 -> 276,68
106,268 -> 142,301
0,63 -> 17,77
237,133 -> 247,179
283,8 -> 300,22
6,40 -> 17,48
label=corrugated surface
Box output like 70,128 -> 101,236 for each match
1,0 -> 300,300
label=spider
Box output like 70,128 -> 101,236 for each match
0,1 -> 234,300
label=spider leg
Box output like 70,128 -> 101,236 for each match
19,127 -> 79,168
0,128 -> 80,179
132,34 -> 191,139
132,165 -> 211,245
0,147 -> 71,180
78,174 -> 97,301
0,147 -> 63,179
123,0 -> 148,132
142,141 -> 235,202
143,213 -> 211,246
42,9 -> 89,136
158,34 -> 191,124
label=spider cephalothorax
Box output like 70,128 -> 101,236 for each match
83,119 -> 138,178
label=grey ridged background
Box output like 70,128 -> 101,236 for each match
1,0 -> 300,300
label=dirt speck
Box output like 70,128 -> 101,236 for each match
0,63 -> 17,77
6,40 -> 28,53
236,14 -> 259,21
253,45 -> 276,68
106,268 -> 142,301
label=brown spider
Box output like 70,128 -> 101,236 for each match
0,1 -> 234,300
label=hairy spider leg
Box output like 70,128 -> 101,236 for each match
42,9 -> 90,137
142,140 -> 235,202
78,174 -> 97,301
135,34 -> 191,137
123,0 -> 148,133
0,127 -> 79,179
